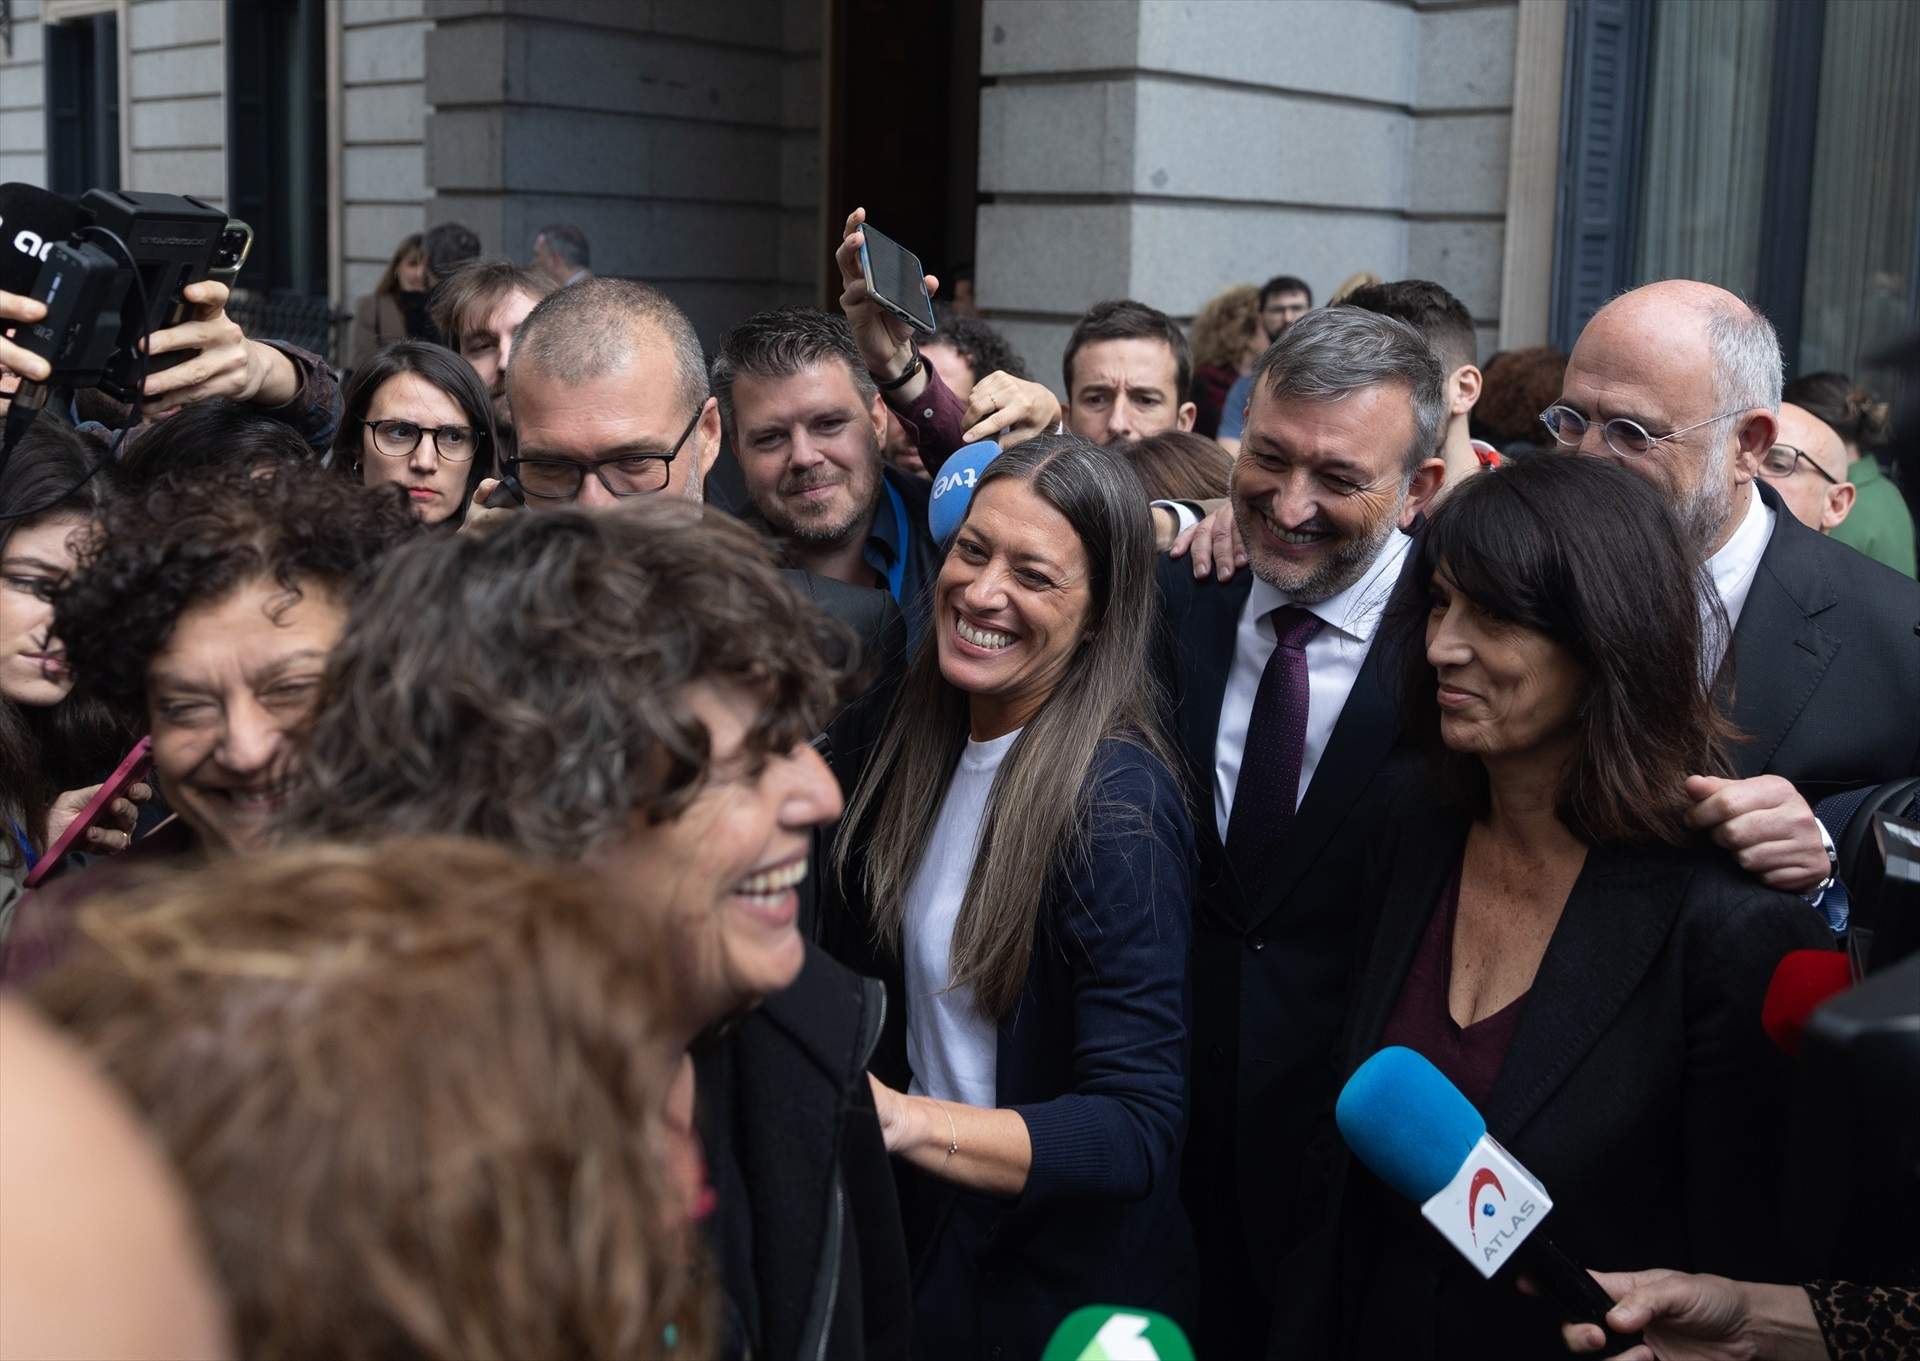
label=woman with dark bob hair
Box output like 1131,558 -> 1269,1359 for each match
830,432 -> 1197,1356
1280,454 -> 1835,1359
331,340 -> 496,528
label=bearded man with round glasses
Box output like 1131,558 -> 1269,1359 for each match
1549,279 -> 1920,920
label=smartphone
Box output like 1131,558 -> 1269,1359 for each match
858,223 -> 937,335
209,219 -> 255,289
24,736 -> 153,888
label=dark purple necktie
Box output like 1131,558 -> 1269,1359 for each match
1226,604 -> 1323,887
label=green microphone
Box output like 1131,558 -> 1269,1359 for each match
1039,1307 -> 1195,1361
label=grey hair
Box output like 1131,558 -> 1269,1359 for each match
510,278 -> 708,417
1252,306 -> 1446,474
1705,302 -> 1783,415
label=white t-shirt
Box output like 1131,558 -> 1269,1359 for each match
903,727 -> 1021,1108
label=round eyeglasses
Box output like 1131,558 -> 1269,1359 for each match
360,418 -> 478,463
1538,405 -> 1746,458
504,406 -> 703,501
1758,443 -> 1838,485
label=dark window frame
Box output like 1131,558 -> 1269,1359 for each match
1551,0 -> 1851,378
225,0 -> 328,299
43,10 -> 120,198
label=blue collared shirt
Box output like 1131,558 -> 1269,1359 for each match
863,473 -> 930,649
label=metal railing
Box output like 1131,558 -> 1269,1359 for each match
225,290 -> 351,369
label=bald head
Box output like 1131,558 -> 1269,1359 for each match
1588,281 -> 1783,416
510,277 -> 708,414
1767,402 -> 1856,535
505,279 -> 723,508
1558,281 -> 1783,555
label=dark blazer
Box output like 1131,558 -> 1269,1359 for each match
1729,480 -> 1920,795
1153,548 -> 1417,1355
1272,804 -> 1835,1359
694,941 -> 914,1361
836,740 -> 1198,1359
783,569 -> 904,943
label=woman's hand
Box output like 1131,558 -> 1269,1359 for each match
44,781 -> 152,856
1558,1269 -> 1824,1361
867,1072 -> 919,1154
960,372 -> 1061,448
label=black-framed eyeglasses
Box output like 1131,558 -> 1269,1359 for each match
1758,443 -> 1838,485
504,406 -> 703,501
1539,404 -> 1745,458
359,418 -> 479,463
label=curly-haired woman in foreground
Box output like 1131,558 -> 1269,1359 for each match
0,461 -> 415,982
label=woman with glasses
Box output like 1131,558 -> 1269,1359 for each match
332,341 -> 496,528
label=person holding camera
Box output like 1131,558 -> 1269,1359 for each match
1,280 -> 340,455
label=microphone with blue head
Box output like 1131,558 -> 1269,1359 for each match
1336,1046 -> 1639,1350
927,439 -> 1001,545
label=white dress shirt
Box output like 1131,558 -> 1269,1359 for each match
1707,479 -> 1774,634
1213,530 -> 1414,842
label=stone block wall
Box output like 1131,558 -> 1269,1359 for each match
422,0 -> 823,346
976,0 -> 1524,393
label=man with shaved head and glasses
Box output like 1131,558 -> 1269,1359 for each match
1549,279 -> 1920,920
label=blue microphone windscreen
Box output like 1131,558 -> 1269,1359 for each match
928,440 -> 1000,545
1335,1046 -> 1487,1202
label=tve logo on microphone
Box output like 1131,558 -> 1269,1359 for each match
1040,1307 -> 1194,1361
1422,1136 -> 1551,1277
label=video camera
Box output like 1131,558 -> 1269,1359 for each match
1,182 -> 252,463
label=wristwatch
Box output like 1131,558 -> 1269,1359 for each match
874,348 -> 922,393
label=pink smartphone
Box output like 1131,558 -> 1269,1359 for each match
24,736 -> 153,888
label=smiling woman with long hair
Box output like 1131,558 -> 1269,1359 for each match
832,432 -> 1197,1357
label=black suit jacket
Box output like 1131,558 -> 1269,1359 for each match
1154,548 -> 1415,1355
1727,480 -> 1920,795
1274,807 -> 1834,1359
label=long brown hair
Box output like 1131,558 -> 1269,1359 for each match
836,434 -> 1177,1020
33,838 -> 712,1361
373,232 -> 423,299
1120,430 -> 1233,501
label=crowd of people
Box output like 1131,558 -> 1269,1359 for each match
1,193 -> 1917,1361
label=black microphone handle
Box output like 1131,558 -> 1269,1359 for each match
1514,1231 -> 1645,1356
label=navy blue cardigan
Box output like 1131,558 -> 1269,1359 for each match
830,738 -> 1199,1359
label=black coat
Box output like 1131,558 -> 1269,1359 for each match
1152,548 -> 1418,1356
1728,480 -> 1920,793
694,942 -> 914,1361
831,741 -> 1198,1359
1270,805 -> 1835,1359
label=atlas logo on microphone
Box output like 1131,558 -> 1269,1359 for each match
1464,1163 -> 1542,1262
1422,1138 -> 1550,1278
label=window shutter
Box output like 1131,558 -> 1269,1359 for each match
1550,0 -> 1653,351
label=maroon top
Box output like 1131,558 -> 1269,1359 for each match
888,364 -> 969,475
1379,862 -> 1529,1112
